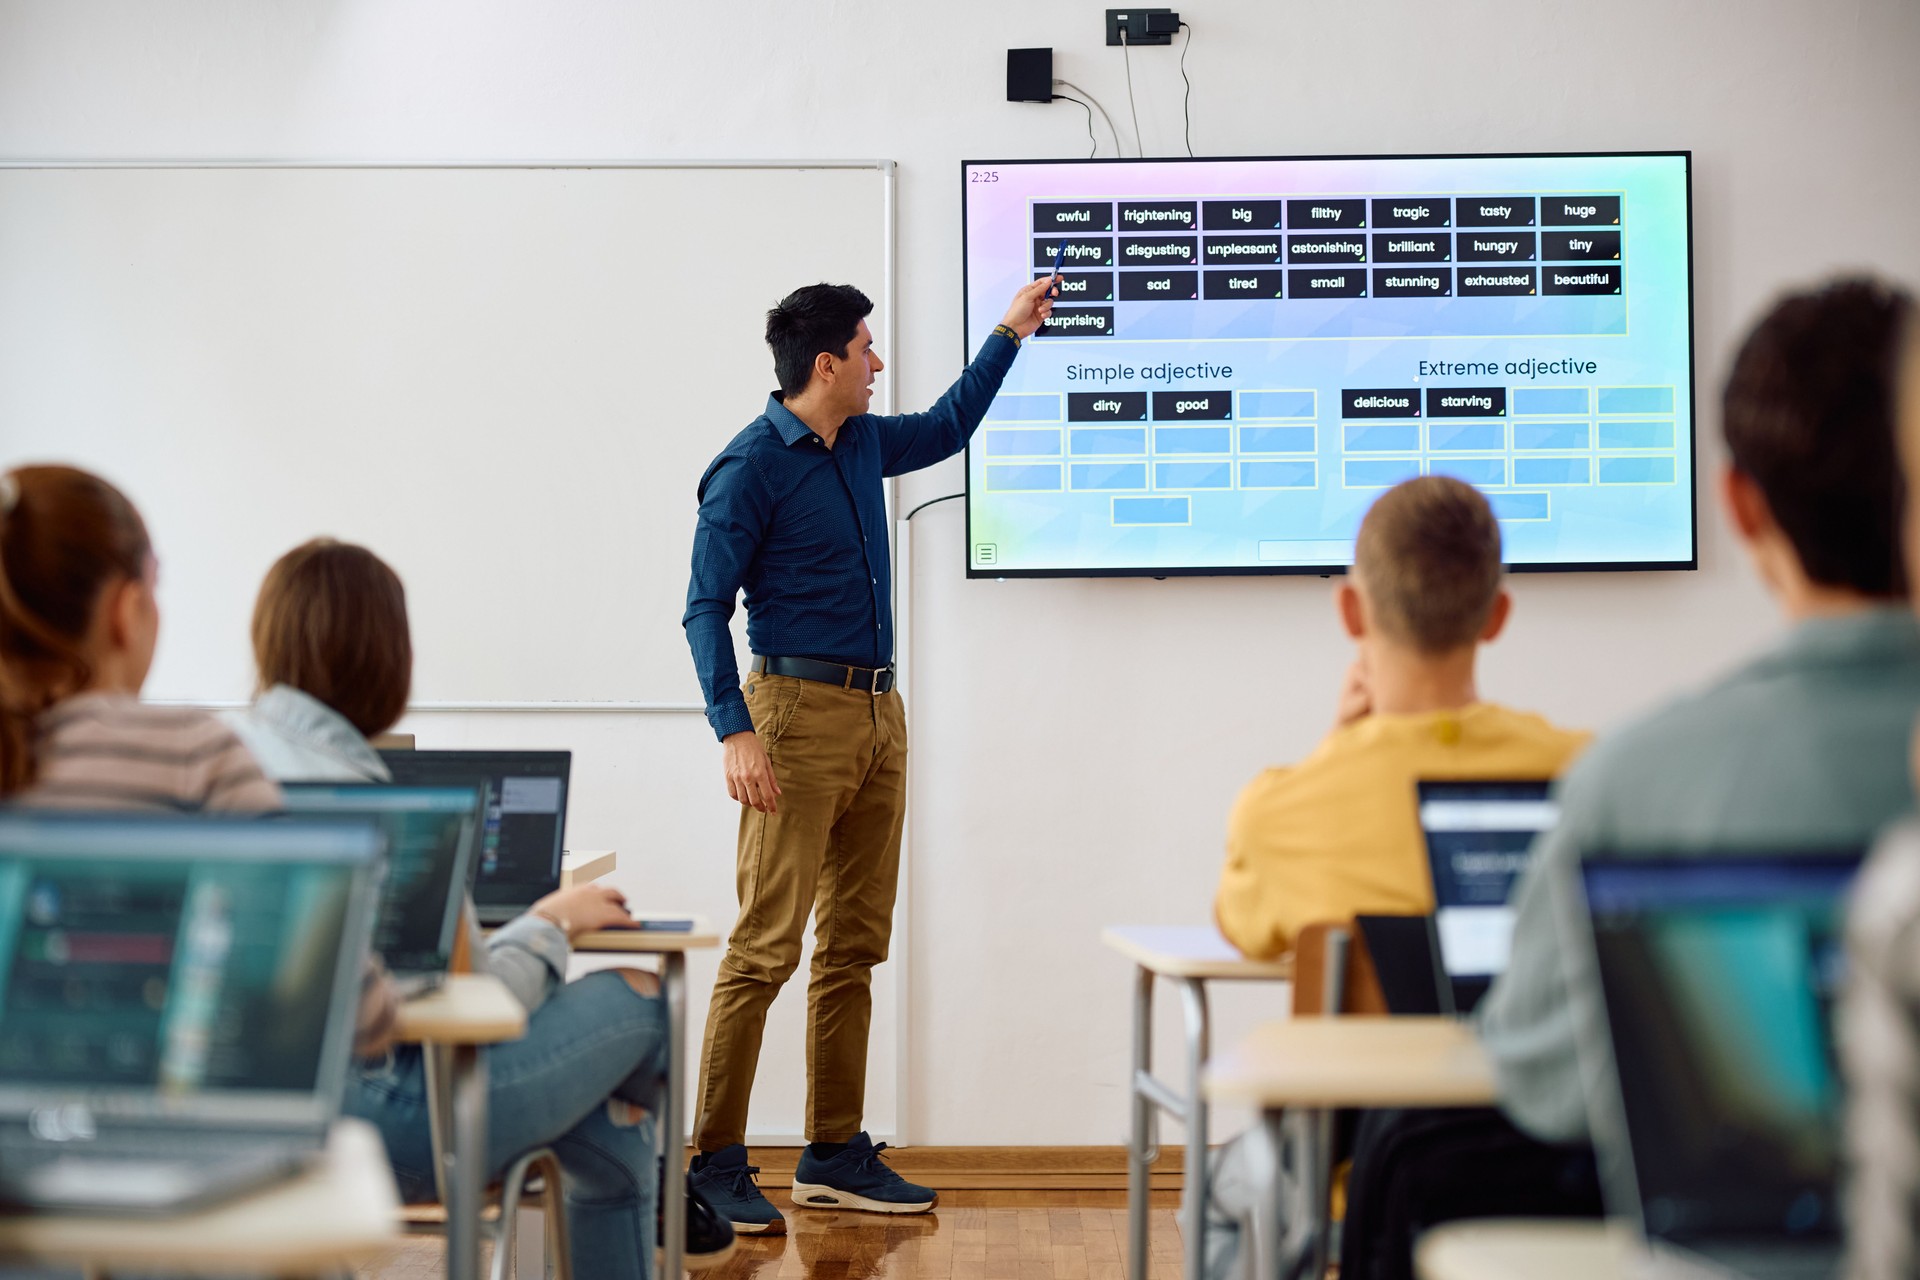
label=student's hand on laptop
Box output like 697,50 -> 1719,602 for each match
1334,659 -> 1373,729
530,883 -> 635,940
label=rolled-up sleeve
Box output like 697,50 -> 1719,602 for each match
470,911 -> 572,1014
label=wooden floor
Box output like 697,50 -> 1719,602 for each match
359,1189 -> 1187,1280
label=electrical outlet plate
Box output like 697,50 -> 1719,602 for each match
1106,8 -> 1175,46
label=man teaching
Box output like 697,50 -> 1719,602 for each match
682,277 -> 1057,1233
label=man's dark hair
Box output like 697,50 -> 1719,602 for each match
766,284 -> 874,397
1723,276 -> 1914,597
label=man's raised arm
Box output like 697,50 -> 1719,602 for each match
877,276 -> 1058,477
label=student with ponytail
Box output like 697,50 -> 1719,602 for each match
0,464 -> 396,1057
0,464 -> 278,809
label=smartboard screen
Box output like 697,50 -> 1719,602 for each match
961,152 -> 1695,577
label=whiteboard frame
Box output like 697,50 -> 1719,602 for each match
5,158 -> 917,1144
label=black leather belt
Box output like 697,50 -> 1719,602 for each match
752,655 -> 896,695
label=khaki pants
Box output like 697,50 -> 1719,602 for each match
693,672 -> 907,1149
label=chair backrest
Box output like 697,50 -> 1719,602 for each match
1290,920 -> 1389,1016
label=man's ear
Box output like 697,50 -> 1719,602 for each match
1480,589 -> 1512,643
813,349 -> 837,387
1336,580 -> 1367,641
1722,465 -> 1774,543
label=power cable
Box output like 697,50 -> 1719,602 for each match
904,492 -> 964,521
1178,23 -> 1196,156
1119,29 -> 1145,156
1051,93 -> 1098,158
1053,79 -> 1123,158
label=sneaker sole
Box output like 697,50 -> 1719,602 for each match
789,1181 -> 938,1214
728,1215 -> 787,1236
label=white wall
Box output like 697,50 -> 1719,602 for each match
3,0 -> 1916,1144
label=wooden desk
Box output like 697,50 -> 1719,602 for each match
1417,1219 -> 1631,1280
573,915 -> 718,1280
396,973 -> 527,1280
1206,1017 -> 1496,1109
0,1118 -> 400,1276
1101,926 -> 1293,1280
395,971 -> 527,1044
1204,1017 -> 1497,1280
559,849 -> 617,889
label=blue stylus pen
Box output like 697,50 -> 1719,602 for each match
1049,241 -> 1066,296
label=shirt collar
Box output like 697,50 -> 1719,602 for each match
766,393 -> 821,447
252,684 -> 392,778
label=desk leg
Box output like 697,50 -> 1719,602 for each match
441,1042 -> 487,1280
1254,1108 -> 1288,1280
661,953 -> 687,1279
1127,964 -> 1154,1280
1305,1107 -> 1333,1280
1178,979 -> 1211,1280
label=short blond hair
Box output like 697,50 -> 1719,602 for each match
1353,476 -> 1503,653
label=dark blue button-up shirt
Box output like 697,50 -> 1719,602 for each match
684,332 -> 1018,740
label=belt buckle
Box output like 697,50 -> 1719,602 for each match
869,666 -> 886,695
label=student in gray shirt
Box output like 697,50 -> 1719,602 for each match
1341,277 -> 1919,1280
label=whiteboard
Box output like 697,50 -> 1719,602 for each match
0,163 -> 894,705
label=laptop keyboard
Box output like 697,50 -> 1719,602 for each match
1652,1240 -> 1837,1280
1,1128 -> 304,1167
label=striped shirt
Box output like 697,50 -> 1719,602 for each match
22,693 -> 285,813
15,692 -> 396,1057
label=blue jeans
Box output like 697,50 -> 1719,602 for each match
348,970 -> 669,1280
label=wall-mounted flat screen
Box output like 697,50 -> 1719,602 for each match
961,152 -> 1695,576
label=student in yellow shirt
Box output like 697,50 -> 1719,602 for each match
1216,474 -> 1589,961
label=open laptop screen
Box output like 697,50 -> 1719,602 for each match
379,750 -> 570,923
279,783 -> 481,976
0,815 -> 380,1113
1582,853 -> 1862,1244
1417,781 -> 1557,992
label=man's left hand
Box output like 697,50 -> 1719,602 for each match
1001,276 -> 1060,339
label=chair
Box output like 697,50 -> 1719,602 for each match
393,942 -> 572,1280
1243,920 -> 1388,1280
410,1057 -> 573,1280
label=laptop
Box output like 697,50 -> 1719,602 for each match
1576,852 -> 1861,1280
0,812 -> 383,1214
380,750 -> 570,925
1365,780 -> 1559,1016
280,783 -> 483,998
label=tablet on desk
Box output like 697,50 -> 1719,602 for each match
623,916 -> 696,933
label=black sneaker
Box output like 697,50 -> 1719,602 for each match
657,1165 -> 743,1269
689,1143 -> 787,1236
790,1133 -> 937,1214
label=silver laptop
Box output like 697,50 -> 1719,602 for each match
280,783 -> 482,998
1415,779 -> 1558,1013
1576,852 -> 1858,1280
0,812 -> 383,1214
